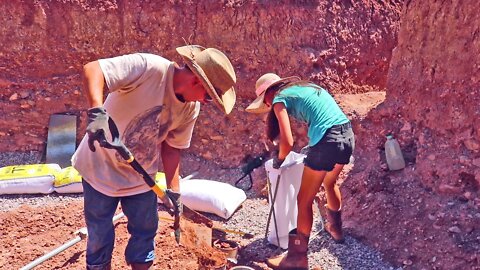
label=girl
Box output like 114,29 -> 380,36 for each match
246,73 -> 355,270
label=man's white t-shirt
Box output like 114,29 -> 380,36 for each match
72,53 -> 200,197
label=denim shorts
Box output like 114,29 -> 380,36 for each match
82,180 -> 158,268
303,122 -> 355,171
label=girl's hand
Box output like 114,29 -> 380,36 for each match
272,157 -> 285,169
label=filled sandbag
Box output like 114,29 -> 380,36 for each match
265,151 -> 305,249
155,172 -> 167,189
0,164 -> 60,194
180,179 -> 247,219
54,166 -> 83,194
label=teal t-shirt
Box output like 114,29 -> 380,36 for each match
273,85 -> 349,146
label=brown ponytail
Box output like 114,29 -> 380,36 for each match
266,108 -> 279,142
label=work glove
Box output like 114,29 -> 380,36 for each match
86,107 -> 131,158
161,189 -> 182,216
86,107 -> 110,152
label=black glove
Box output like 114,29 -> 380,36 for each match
164,189 -> 182,216
272,156 -> 285,169
86,107 -> 131,158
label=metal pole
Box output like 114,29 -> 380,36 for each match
20,236 -> 83,270
20,212 -> 126,270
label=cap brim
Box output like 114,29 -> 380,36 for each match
245,91 -> 270,114
176,45 -> 235,115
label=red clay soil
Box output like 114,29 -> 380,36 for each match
0,201 -> 226,270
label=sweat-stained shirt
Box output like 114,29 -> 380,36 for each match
72,53 -> 200,197
273,84 -> 349,146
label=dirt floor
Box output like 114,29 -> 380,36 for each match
0,201 -> 228,270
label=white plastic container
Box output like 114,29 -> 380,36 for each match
265,151 -> 305,249
385,134 -> 406,170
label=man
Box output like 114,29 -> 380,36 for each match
71,45 -> 236,270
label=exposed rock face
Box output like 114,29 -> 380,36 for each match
0,0 -> 401,167
343,1 -> 480,268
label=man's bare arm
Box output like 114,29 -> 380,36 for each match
83,61 -> 105,108
161,141 -> 181,192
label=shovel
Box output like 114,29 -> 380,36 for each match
97,117 -> 212,245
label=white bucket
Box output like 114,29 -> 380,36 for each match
265,151 -> 305,249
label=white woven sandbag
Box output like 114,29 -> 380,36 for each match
0,164 -> 60,194
265,151 -> 305,249
180,179 -> 247,219
54,166 -> 83,194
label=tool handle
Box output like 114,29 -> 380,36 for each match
102,118 -> 167,198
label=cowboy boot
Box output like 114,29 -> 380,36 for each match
266,229 -> 309,270
130,262 -> 153,270
324,205 -> 344,243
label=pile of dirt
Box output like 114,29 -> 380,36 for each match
0,201 -> 226,269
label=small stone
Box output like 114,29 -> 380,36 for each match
210,135 -> 223,141
19,91 -> 30,98
202,152 -> 213,160
472,158 -> 480,167
459,156 -> 470,165
400,122 -> 411,132
448,226 -> 461,233
438,184 -> 461,195
9,93 -> 18,101
464,139 -> 479,151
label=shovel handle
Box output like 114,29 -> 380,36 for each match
104,118 -> 166,198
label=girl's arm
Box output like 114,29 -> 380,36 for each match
273,102 -> 294,160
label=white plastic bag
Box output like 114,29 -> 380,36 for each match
0,164 -> 60,194
180,179 -> 247,219
265,151 -> 305,249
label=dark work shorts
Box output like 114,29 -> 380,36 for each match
303,122 -> 355,172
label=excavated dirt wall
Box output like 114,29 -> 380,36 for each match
0,0 -> 401,166
343,1 -> 480,268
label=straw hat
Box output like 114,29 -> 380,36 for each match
176,45 -> 236,114
245,73 -> 299,114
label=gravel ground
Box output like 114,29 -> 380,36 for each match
0,151 -> 400,269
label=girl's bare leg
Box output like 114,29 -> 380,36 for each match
322,164 -> 344,211
296,166 -> 327,236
